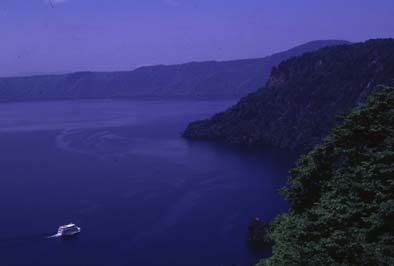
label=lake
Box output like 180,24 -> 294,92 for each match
0,99 -> 294,266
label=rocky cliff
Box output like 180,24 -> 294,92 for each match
183,39 -> 394,152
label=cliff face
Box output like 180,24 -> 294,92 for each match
183,39 -> 394,153
0,40 -> 347,102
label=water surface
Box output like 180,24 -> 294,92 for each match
0,99 -> 294,266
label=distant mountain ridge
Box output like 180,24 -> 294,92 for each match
183,39 -> 394,152
0,40 -> 348,102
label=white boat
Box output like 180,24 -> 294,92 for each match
57,223 -> 81,236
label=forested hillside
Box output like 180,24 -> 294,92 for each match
183,39 -> 394,153
0,40 -> 346,102
259,85 -> 394,266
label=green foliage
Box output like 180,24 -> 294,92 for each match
259,86 -> 394,266
184,39 -> 394,152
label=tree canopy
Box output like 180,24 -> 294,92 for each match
260,85 -> 394,266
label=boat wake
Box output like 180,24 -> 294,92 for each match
0,233 -> 50,248
46,233 -> 61,239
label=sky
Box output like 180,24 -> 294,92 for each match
0,0 -> 393,77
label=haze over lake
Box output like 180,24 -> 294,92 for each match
0,99 -> 294,266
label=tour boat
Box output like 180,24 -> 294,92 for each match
57,223 -> 81,236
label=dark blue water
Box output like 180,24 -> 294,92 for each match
0,99 -> 294,266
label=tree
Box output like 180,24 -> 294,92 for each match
259,86 -> 394,266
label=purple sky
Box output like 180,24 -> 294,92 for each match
1,0 -> 394,77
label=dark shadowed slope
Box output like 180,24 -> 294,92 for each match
0,40 -> 347,102
183,39 -> 394,153
259,85 -> 394,266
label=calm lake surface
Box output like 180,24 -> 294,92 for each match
0,99 -> 295,266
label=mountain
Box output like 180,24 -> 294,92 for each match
0,40 -> 348,102
183,39 -> 394,153
259,85 -> 394,266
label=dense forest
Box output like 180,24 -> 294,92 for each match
183,39 -> 394,153
259,85 -> 394,266
182,39 -> 394,265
